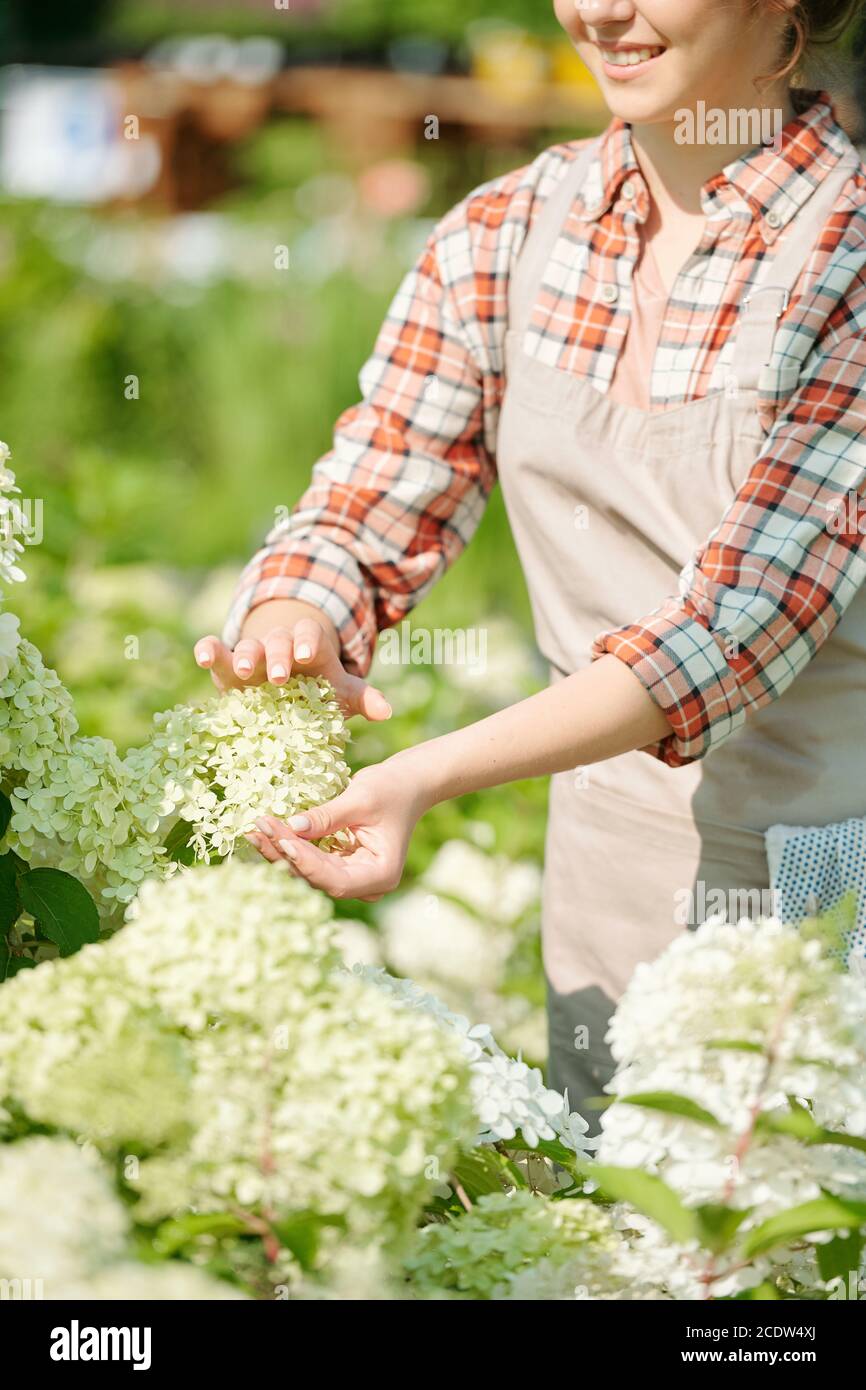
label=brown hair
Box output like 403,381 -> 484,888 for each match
757,0 -> 866,82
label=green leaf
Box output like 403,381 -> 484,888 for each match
817,1230 -> 863,1285
0,789 -> 12,839
153,1212 -> 248,1257
4,955 -> 36,978
588,1164 -> 698,1245
618,1091 -> 722,1128
705,1039 -> 765,1054
17,868 -> 99,956
742,1195 -> 866,1259
272,1212 -> 346,1272
729,1281 -> 781,1301
694,1203 -> 752,1254
453,1147 -> 526,1200
0,852 -> 22,935
162,816 -> 197,866
757,1106 -> 866,1155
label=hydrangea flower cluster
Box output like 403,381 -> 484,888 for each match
598,915 -> 866,1296
404,1190 -> 624,1300
353,965 -> 597,1157
4,676 -> 349,918
0,443 -> 350,924
0,862 -> 476,1286
0,1137 -> 246,1300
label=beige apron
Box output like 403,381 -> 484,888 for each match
495,139 -> 863,1118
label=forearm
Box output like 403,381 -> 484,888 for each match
399,654 -> 672,808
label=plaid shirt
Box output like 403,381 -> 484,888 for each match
225,93 -> 866,765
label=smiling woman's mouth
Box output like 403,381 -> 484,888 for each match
599,44 -> 666,76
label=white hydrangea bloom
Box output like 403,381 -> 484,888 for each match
380,890 -> 512,994
0,944 -> 192,1148
0,1138 -> 128,1289
2,657 -> 349,919
0,1137 -> 247,1300
354,964 -> 597,1158
404,1189 -> 624,1300
598,916 -> 866,1296
421,839 -> 542,925
0,610 -> 20,681
0,445 -> 27,586
1,864 -> 476,1274
56,1262 -> 250,1301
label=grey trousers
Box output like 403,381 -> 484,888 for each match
546,980 -> 617,1137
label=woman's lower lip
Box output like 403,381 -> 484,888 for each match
600,50 -> 665,81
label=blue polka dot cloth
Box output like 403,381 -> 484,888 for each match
766,818 -> 866,964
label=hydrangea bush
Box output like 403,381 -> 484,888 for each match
0,443 -> 350,973
3,442 -> 866,1300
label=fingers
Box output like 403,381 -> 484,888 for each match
277,834 -> 394,901
263,627 -> 293,685
244,829 -> 285,863
332,669 -> 392,722
255,784 -> 356,843
194,636 -> 246,692
291,617 -> 324,671
232,638 -> 266,684
356,678 -> 393,722
195,621 -> 393,721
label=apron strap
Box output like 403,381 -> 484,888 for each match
730,149 -> 861,391
507,137 -> 602,337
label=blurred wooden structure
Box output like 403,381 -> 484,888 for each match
109,61 -> 607,210
109,60 -> 863,212
272,65 -> 608,161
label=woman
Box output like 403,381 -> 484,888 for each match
195,0 -> 866,1118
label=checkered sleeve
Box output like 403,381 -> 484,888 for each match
592,329 -> 866,765
223,221 -> 497,676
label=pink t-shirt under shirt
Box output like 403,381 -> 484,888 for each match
607,234 -> 669,412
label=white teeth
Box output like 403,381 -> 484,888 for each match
604,47 -> 662,67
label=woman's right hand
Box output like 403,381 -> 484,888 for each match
194,603 -> 392,722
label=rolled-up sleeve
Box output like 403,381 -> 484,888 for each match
592,331 -> 866,765
223,227 -> 495,676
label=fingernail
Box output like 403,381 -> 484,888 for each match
295,644 -> 312,661
236,660 -> 253,676
270,664 -> 287,680
288,814 -> 311,832
195,649 -> 212,667
278,838 -> 299,861
255,818 -> 273,835
244,832 -> 262,847
382,702 -> 392,718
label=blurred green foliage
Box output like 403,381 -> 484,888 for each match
109,1 -> 562,51
0,115 -> 546,884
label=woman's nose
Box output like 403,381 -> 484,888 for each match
579,0 -> 639,27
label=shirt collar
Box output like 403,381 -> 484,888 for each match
580,92 -> 853,242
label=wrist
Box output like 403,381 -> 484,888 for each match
388,738 -> 457,816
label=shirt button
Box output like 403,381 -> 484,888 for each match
601,284 -> 619,305
621,180 -> 636,201
765,208 -> 782,229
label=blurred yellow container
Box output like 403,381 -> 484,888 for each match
469,25 -> 549,106
550,36 -> 601,96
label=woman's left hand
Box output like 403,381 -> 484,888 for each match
246,759 -> 428,902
